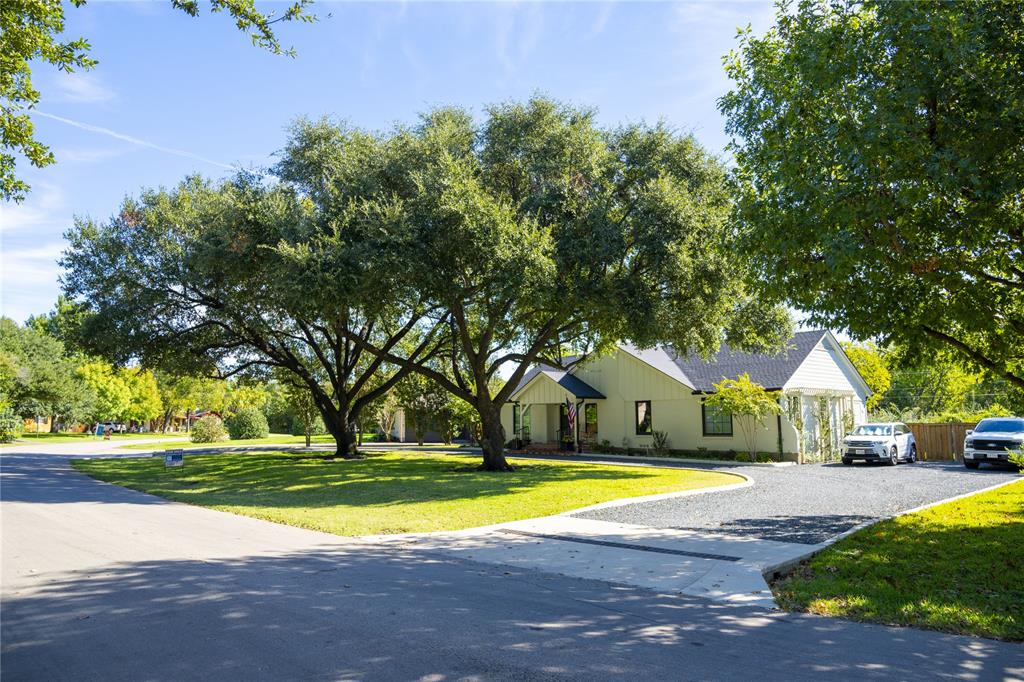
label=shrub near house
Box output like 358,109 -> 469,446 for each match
191,415 -> 228,443
226,407 -> 270,440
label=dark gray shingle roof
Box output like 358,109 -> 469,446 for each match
508,358 -> 604,400
667,330 -> 828,392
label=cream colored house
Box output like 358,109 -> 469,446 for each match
500,330 -> 871,462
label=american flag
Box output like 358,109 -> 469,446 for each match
565,399 -> 577,430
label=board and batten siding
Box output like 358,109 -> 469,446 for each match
784,336 -> 869,424
501,334 -> 861,458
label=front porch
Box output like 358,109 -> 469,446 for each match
504,368 -> 605,452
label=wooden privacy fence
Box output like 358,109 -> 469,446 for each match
906,422 -> 976,461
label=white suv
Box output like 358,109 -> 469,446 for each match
963,417 -> 1024,469
842,422 -> 917,465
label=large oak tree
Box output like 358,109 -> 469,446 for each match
63,98 -> 788,469
61,123 -> 444,458
341,98 -> 790,470
720,0 -> 1024,388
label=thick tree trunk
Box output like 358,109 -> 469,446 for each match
477,403 -> 512,471
49,416 -> 59,433
322,408 -> 360,459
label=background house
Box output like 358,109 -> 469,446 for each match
501,330 -> 871,462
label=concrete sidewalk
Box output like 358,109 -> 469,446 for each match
384,515 -> 821,608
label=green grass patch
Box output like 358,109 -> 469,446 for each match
772,480 -> 1024,641
71,450 -> 739,536
11,432 -> 187,444
120,434 -> 462,451
120,433 -> 337,450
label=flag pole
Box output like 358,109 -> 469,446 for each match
574,398 -> 581,454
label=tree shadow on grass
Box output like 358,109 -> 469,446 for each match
4,544 -> 1022,681
773,495 -> 1024,642
60,450 -> 735,513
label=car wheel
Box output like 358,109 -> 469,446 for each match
842,457 -> 852,465
888,445 -> 899,466
964,460 -> 980,469
908,445 -> 917,463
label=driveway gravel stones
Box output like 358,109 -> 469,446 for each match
571,460 -> 1020,544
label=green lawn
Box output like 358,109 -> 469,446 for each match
119,434 -> 462,451
10,432 -> 187,445
71,450 -> 740,536
119,433 -> 337,450
772,480 -> 1024,641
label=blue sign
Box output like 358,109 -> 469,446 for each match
164,450 -> 184,468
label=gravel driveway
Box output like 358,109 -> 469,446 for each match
571,459 -> 1020,544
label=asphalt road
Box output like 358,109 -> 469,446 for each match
2,443 -> 1023,681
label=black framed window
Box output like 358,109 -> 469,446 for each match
702,403 -> 732,436
513,404 -> 521,434
635,400 -> 652,435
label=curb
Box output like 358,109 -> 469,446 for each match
761,475 -> 1024,581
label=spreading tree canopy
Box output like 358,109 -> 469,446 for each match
62,123 -> 445,458
0,317 -> 95,427
720,0 -> 1024,389
63,97 -> 789,468
340,98 -> 790,470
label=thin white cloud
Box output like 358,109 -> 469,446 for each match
52,72 -> 116,104
56,146 -> 128,164
492,4 -> 545,81
587,2 -> 616,39
0,183 -> 66,235
32,111 -> 239,172
671,1 -> 776,32
0,241 -> 65,323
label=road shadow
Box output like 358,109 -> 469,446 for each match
3,545 -> 1021,681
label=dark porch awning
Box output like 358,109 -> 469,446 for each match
510,369 -> 605,401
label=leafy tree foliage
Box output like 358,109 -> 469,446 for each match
841,342 -> 891,411
63,97 -> 787,468
274,370 -> 321,446
62,126 -> 442,458
704,373 -> 781,459
1,0 -> 314,201
155,371 -> 212,431
345,98 -> 790,470
396,373 -> 449,446
76,360 -> 131,423
26,296 -> 90,356
364,387 -> 400,442
721,0 -> 1024,390
225,406 -> 269,440
884,351 -> 981,417
0,408 -> 23,443
0,317 -> 95,427
123,368 -> 162,424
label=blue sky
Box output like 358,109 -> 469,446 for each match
1,0 -> 777,324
